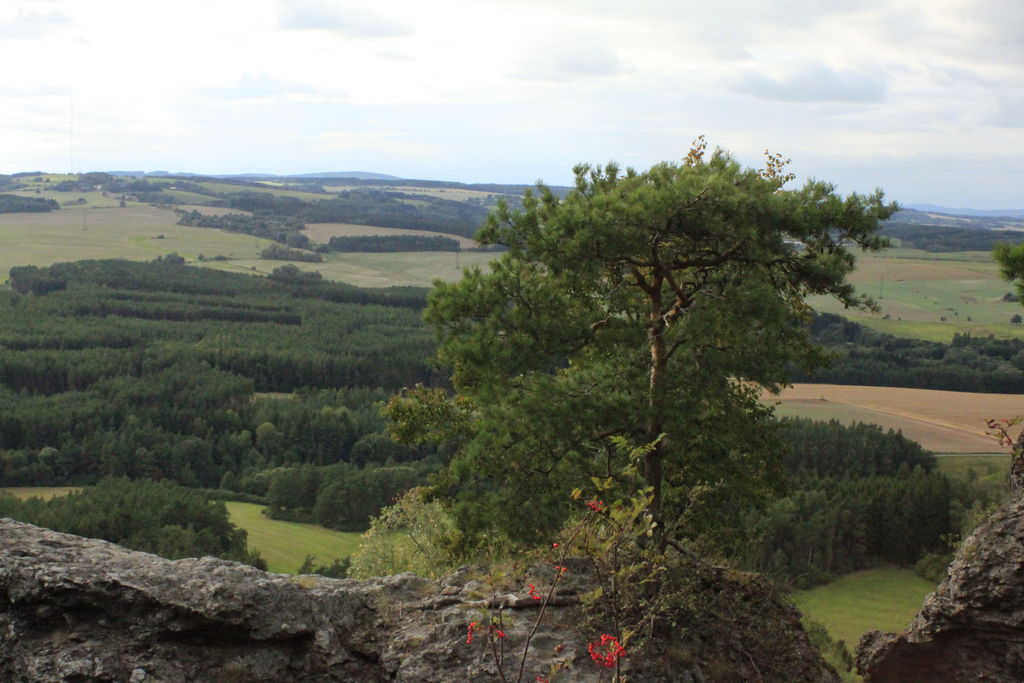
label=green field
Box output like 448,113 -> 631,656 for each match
793,567 -> 936,650
225,501 -> 361,575
207,250 -> 499,288
0,204 -> 499,288
810,249 -> 1024,342
0,205 -> 272,278
935,454 -> 1010,482
1,486 -> 81,500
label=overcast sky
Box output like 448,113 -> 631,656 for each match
1,0 -> 1021,208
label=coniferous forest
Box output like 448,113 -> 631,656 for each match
0,259 -> 443,537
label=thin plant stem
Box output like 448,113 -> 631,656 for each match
514,514 -> 590,683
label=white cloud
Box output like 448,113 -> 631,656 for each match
278,0 -> 411,38
731,59 -> 887,103
1,0 -> 1023,207
318,129 -> 440,156
510,36 -> 627,82
0,8 -> 69,38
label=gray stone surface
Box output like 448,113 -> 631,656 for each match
0,518 -> 834,681
857,500 -> 1024,682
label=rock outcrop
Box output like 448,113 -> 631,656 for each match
0,518 -> 835,682
857,500 -> 1024,681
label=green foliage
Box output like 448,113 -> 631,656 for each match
803,619 -> 854,676
347,487 -> 464,579
913,551 -> 953,583
0,260 -> 436,488
264,459 -> 437,531
994,241 -> 1024,302
259,243 -> 324,262
743,418 -> 959,587
0,478 -> 263,567
0,194 -> 59,213
297,553 -> 350,578
402,142 -> 894,545
176,208 -> 311,248
775,417 -> 936,477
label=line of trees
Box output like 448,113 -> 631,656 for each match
259,244 -> 324,262
796,312 -> 1024,393
0,478 -> 265,567
882,222 -> 1024,252
0,194 -> 59,213
741,418 -> 997,587
324,234 -> 461,252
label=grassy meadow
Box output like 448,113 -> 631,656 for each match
225,501 -> 361,575
770,398 -> 997,453
302,221 -> 480,248
0,205 -> 271,278
0,202 -> 499,288
793,567 -> 936,654
0,488 -> 360,576
935,454 -> 1010,482
1,486 -> 82,500
206,249 -> 499,288
810,249 -> 1024,342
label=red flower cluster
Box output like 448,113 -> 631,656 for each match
466,621 -> 482,644
585,499 -> 604,512
527,583 -> 542,600
587,634 -> 626,668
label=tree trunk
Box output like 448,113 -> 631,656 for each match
645,282 -> 667,545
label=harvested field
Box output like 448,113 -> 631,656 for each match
768,384 -> 1024,449
771,399 -> 998,453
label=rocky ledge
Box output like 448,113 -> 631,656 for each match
0,518 -> 834,681
857,500 -> 1024,682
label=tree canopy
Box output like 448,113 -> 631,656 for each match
389,140 -> 896,545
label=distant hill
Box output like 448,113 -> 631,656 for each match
213,172 -> 402,181
888,208 -> 1024,230
905,204 -> 1024,219
134,171 -> 402,181
290,172 -> 402,180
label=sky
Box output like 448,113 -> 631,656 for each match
1,0 -> 1021,208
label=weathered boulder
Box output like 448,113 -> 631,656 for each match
857,500 -> 1024,681
0,518 -> 835,681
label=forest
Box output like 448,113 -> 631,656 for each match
796,312 -> 1024,392
0,194 -> 59,213
882,221 -> 1024,252
0,259 -> 440,533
